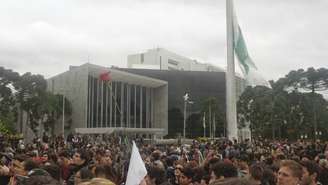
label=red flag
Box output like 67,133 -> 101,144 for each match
99,71 -> 112,81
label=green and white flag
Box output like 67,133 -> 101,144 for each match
232,8 -> 271,88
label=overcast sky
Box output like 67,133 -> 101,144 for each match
0,0 -> 327,81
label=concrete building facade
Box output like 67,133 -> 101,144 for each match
47,63 -> 168,136
128,48 -> 224,72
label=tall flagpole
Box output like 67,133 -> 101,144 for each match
226,0 -> 238,141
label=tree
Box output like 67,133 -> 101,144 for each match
238,86 -> 273,138
280,67 -> 328,140
238,68 -> 328,140
0,67 -> 20,133
200,97 -> 224,138
0,67 -> 72,136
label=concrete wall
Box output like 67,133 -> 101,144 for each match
153,84 -> 168,136
47,65 -> 89,135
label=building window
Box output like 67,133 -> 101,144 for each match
168,59 -> 179,65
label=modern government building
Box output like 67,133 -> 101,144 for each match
47,48 -> 246,138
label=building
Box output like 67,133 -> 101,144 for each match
46,48 -> 246,138
118,68 -> 246,137
128,48 -> 224,72
47,63 -> 168,137
127,48 -> 247,138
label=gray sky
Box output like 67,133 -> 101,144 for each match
0,0 -> 327,81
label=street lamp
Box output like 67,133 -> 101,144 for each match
183,93 -> 193,139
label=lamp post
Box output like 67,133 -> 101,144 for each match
183,93 -> 193,139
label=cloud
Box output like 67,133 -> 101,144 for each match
0,0 -> 327,81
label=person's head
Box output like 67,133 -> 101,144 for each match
75,167 -> 94,184
174,163 -> 184,177
192,167 -> 205,185
42,153 -> 49,162
25,175 -> 60,185
151,150 -> 162,161
211,161 -> 238,182
249,163 -> 264,183
301,160 -> 319,185
73,150 -> 89,166
212,177 -> 256,185
179,166 -> 194,185
262,168 -> 277,185
57,150 -> 70,165
100,152 -> 112,166
95,164 -> 110,179
23,159 -> 39,172
277,160 -> 303,185
147,164 -> 167,185
42,164 -> 61,181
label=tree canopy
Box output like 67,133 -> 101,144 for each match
238,67 -> 328,140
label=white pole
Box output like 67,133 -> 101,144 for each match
213,112 -> 216,139
226,0 -> 238,141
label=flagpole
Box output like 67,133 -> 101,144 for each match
226,0 -> 238,141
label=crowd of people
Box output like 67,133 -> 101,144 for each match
1,132 -> 328,185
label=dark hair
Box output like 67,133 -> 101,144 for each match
214,177 -> 256,185
151,151 -> 161,161
262,168 -> 277,185
95,164 -> 107,178
104,165 -> 119,185
212,161 -> 238,179
301,160 -> 319,176
76,149 -> 90,162
42,164 -> 61,181
79,167 -> 94,181
147,165 -> 167,185
192,167 -> 205,183
25,175 -> 60,185
181,166 -> 194,179
249,163 -> 264,181
58,150 -> 70,158
24,159 -> 39,171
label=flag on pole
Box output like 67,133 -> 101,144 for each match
232,4 -> 271,88
126,141 -> 147,185
99,71 -> 112,81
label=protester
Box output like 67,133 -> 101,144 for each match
2,132 -> 328,185
277,160 -> 303,185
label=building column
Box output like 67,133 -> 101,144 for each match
105,82 -> 109,127
109,82 -> 113,127
120,82 -> 124,127
146,88 -> 149,128
140,86 -> 143,128
134,85 -> 137,128
127,84 -> 130,128
114,82 -> 117,127
151,88 -> 154,128
101,80 -> 104,127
